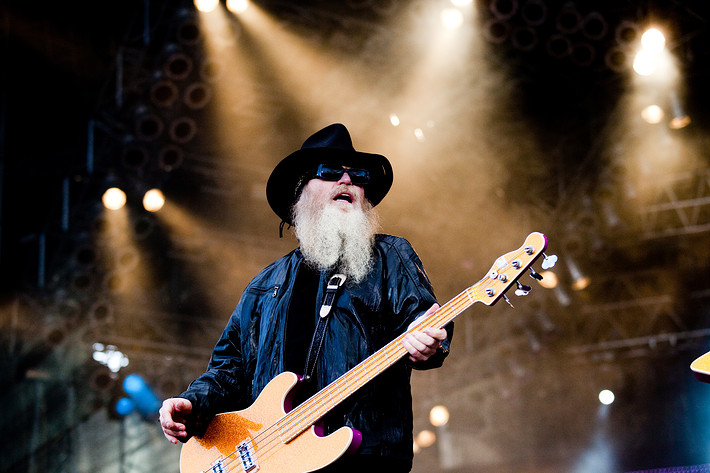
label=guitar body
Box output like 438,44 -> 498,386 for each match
180,372 -> 358,473
691,351 -> 710,384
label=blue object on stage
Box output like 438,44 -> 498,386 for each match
114,397 -> 135,416
123,374 -> 161,417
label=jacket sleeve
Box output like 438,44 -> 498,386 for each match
178,306 -> 248,437
175,252 -> 293,438
381,235 -> 453,371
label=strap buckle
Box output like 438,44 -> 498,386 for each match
319,274 -> 346,318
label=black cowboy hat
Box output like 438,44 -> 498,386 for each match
266,123 -> 393,225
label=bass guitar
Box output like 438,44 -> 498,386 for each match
691,351 -> 710,384
180,232 -> 552,473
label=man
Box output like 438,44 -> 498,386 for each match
159,123 -> 453,473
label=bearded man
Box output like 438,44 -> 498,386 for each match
159,123 -> 454,473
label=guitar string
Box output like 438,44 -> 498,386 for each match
273,283 -> 482,440
265,244 -> 538,450
198,291 -> 467,473
202,250 -> 533,473
205,284 -> 484,473
203,263 -> 514,472
208,278 -> 499,472
200,245 -> 537,473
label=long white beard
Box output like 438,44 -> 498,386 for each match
292,186 -> 379,283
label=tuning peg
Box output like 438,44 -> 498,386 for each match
515,281 -> 532,297
541,253 -> 558,270
502,294 -> 515,308
529,267 -> 543,280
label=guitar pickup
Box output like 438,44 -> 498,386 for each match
237,438 -> 259,472
209,458 -> 225,473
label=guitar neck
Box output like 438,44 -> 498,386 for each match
276,231 -> 547,443
276,284 -> 481,442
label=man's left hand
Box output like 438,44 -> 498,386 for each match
402,304 -> 447,362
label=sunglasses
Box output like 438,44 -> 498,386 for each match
314,164 -> 370,186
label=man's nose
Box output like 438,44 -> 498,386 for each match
337,172 -> 353,184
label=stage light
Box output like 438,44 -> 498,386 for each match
604,46 -> 628,72
123,374 -> 161,417
571,42 -> 595,67
553,285 -> 571,306
521,0 -> 546,26
143,189 -> 165,212
632,28 -> 667,77
164,52 -> 193,81
490,0 -> 517,20
441,8 -> 464,30
44,324 -> 67,347
599,389 -> 615,405
641,28 -> 666,52
74,244 -> 98,269
582,12 -> 608,41
135,111 -> 164,141
415,429 -> 436,448
158,144 -> 184,171
669,113 -> 691,130
102,187 -> 127,210
184,82 -> 213,109
169,116 -> 197,144
537,270 -> 558,289
93,343 -> 130,373
641,104 -> 664,124
669,92 -> 691,129
194,0 -> 219,13
633,50 -> 658,76
414,128 -> 425,142
556,6 -> 582,34
483,18 -> 511,43
89,300 -> 114,324
547,34 -> 572,59
200,58 -> 223,82
150,80 -> 179,108
429,405 -> 450,427
226,0 -> 249,14
566,257 -> 590,291
512,26 -> 537,51
115,397 -> 136,416
615,20 -> 640,46
177,19 -> 201,46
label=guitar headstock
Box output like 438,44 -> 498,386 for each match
469,232 -> 551,306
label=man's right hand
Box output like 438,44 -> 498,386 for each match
159,397 -> 192,444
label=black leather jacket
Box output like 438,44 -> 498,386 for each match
179,234 -> 453,467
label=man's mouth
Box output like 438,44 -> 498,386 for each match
333,192 -> 353,203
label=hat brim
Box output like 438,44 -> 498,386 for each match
266,147 -> 393,224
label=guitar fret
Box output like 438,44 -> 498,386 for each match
325,382 -> 336,410
342,372 -> 352,396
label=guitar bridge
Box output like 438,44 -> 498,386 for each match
237,438 -> 259,472
209,458 -> 225,473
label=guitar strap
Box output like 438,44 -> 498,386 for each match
302,273 -> 346,383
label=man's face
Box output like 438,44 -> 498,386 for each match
301,166 -> 366,212
292,165 -> 378,282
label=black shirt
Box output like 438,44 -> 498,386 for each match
284,263 -> 319,376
